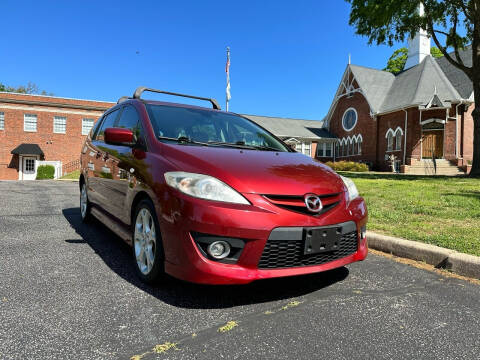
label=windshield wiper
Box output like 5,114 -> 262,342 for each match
207,141 -> 283,151
157,136 -> 210,146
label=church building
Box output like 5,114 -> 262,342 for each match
319,29 -> 474,175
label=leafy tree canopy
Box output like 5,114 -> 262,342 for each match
0,81 -> 53,96
384,46 -> 444,74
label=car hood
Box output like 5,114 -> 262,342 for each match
162,145 -> 345,195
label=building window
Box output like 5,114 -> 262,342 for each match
53,116 -> 67,134
317,142 -> 333,157
358,138 -> 362,154
304,142 -> 311,156
82,118 -> 95,135
387,131 -> 394,151
395,129 -> 402,150
24,114 -> 37,132
325,143 -> 332,157
295,143 -> 302,152
342,108 -> 357,132
0,112 -> 4,130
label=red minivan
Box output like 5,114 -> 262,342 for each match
80,87 -> 368,284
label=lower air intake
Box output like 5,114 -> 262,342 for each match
258,230 -> 358,269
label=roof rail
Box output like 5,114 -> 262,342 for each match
132,86 -> 221,110
117,96 -> 131,104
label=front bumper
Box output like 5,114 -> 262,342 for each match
159,191 -> 368,284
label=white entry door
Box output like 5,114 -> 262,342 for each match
22,157 -> 37,180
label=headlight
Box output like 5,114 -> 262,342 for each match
340,175 -> 359,202
164,171 -> 249,204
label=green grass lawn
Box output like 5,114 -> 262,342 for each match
59,169 -> 80,180
339,172 -> 480,256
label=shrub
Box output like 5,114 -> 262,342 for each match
36,165 -> 55,180
467,160 -> 472,165
324,161 -> 369,172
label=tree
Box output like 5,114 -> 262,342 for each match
430,46 -> 444,57
384,47 -> 408,74
347,0 -> 480,177
0,81 -> 52,95
384,46 -> 444,74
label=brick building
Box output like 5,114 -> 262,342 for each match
0,92 -> 113,180
319,30 -> 474,175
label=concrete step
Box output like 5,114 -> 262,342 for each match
407,159 -> 466,175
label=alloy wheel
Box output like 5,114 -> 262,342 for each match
134,208 -> 157,275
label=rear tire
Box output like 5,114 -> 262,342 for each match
80,182 -> 91,223
132,199 -> 165,284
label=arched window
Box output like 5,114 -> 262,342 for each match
353,139 -> 358,155
386,129 -> 394,151
395,127 -> 403,151
358,137 -> 362,154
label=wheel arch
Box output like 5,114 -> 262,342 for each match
130,191 -> 155,225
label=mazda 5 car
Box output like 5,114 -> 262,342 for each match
79,87 -> 368,284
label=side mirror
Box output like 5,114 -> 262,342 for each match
104,128 -> 135,146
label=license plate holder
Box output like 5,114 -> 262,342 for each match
304,226 -> 342,255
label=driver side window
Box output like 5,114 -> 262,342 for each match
94,108 -> 120,141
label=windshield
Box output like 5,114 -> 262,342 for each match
146,104 -> 290,152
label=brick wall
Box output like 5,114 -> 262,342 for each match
0,93 -> 113,180
461,103 -> 474,161
329,91 -> 376,164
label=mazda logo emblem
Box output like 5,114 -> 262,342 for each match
304,194 -> 323,213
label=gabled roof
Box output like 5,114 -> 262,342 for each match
435,47 -> 473,99
349,65 -> 395,113
243,114 -> 336,139
379,55 -> 462,113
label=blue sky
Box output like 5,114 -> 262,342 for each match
1,0 -> 403,120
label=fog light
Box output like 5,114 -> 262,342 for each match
207,241 -> 231,259
360,226 -> 367,240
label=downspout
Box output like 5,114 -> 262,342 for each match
455,103 -> 461,158
402,109 -> 408,165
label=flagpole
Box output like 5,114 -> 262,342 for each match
226,46 -> 230,112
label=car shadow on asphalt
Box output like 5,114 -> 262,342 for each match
62,207 -> 349,309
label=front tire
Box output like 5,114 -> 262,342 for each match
132,199 -> 165,284
80,182 -> 91,222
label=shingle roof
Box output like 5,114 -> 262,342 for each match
349,65 -> 395,113
11,143 -> 44,156
378,55 -> 462,113
435,47 -> 473,99
242,114 -> 336,139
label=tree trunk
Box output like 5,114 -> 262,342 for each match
470,24 -> 480,177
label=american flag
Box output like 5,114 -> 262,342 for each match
226,47 -> 231,103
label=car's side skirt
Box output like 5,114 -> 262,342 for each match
91,207 -> 132,246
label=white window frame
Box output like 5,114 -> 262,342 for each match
387,133 -> 394,151
395,131 -> 402,150
53,116 -> 67,134
24,114 -> 37,132
342,107 -> 358,132
303,142 -> 311,156
82,118 -> 95,135
317,142 -> 333,157
0,112 -> 4,130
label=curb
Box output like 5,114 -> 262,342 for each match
56,178 -> 79,182
367,231 -> 480,280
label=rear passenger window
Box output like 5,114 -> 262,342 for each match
95,108 -> 120,141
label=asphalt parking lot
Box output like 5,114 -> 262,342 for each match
1,181 -> 480,360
